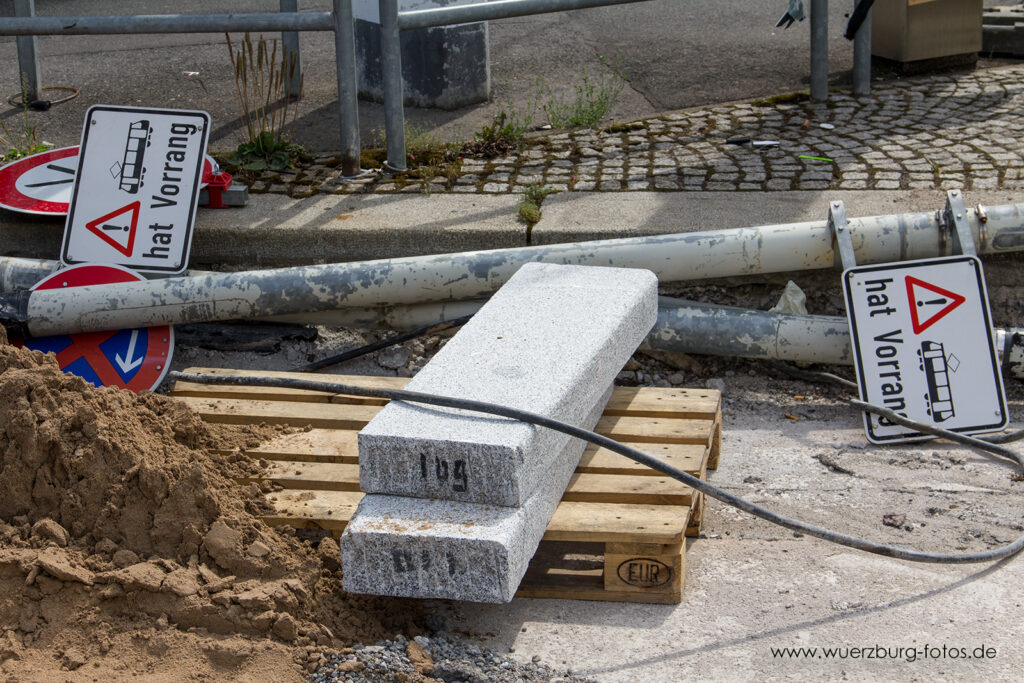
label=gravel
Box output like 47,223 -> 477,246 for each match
308,634 -> 597,683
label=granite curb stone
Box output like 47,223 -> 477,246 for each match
340,386 -> 612,603
357,262 -> 658,506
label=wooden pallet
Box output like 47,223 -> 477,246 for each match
171,367 -> 722,603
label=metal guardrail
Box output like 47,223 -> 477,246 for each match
1,0 -> 872,176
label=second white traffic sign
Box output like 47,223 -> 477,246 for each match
844,256 -> 1008,443
61,105 -> 210,274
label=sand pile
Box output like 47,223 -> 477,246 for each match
0,337 -> 423,680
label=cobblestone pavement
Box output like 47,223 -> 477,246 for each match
249,64 -> 1024,197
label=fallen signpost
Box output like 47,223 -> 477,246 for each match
4,194 -> 1024,339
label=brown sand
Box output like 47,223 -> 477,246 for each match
0,336 -> 423,681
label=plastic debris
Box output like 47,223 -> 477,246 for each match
726,136 -> 751,145
769,280 -> 808,315
819,123 -> 835,130
752,140 -> 780,148
776,0 -> 805,29
799,154 -> 833,162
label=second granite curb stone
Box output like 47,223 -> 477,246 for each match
340,387 -> 612,603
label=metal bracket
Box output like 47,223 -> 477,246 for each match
829,200 -> 856,270
944,189 -> 977,257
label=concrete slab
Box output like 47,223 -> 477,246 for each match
439,369 -> 1024,680
357,262 -> 657,506
0,193 -> 526,268
532,189 -> 1024,245
341,386 -> 611,603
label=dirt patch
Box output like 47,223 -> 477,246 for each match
0,341 -> 424,681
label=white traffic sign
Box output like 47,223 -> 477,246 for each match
61,105 -> 210,273
843,256 -> 1008,443
0,146 -> 218,216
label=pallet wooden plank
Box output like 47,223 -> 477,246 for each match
239,429 -> 360,464
173,368 -> 720,420
708,407 -> 723,470
240,431 -> 712,476
516,541 -> 685,603
594,415 -> 714,445
175,396 -> 381,429
248,462 -> 695,505
604,386 -> 719,419
179,396 -> 715,446
516,578 -> 680,604
604,543 -> 683,596
263,489 -> 689,544
686,493 -> 705,538
179,367 -> 407,390
173,367 -> 403,405
577,442 -> 707,476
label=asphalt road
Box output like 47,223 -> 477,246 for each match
0,0 -> 861,154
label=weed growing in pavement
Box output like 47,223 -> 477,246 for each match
541,55 -> 626,129
367,124 -> 463,192
0,75 -> 52,162
463,102 -> 536,158
517,184 -> 558,224
225,32 -> 305,171
751,91 -> 810,107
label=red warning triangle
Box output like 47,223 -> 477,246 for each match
85,201 -> 140,257
905,275 -> 966,334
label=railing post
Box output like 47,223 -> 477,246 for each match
852,0 -> 871,96
379,0 -> 407,172
810,0 -> 828,102
13,0 -> 41,102
333,0 -> 362,176
280,0 -> 302,99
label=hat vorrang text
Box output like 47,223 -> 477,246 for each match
864,277 -> 907,425
143,122 -> 199,260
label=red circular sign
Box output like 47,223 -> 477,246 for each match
0,146 -> 79,214
20,264 -> 174,392
0,147 -> 217,215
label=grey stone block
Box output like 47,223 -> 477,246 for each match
358,262 -> 658,506
355,2 -> 490,110
341,387 -> 611,603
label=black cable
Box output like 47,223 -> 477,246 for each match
766,360 -> 1024,447
981,428 -> 1024,445
293,314 -> 473,373
765,359 -> 859,390
848,399 -> 1020,464
844,0 -> 876,40
170,371 -> 1024,565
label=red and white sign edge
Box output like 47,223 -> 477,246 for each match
0,147 -> 218,216
27,263 -> 174,392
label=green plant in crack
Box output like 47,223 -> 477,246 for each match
463,102 -> 536,158
368,124 -> 462,191
541,55 -> 626,129
517,184 -> 558,224
751,91 -> 810,107
0,74 -> 52,162
226,32 -> 305,172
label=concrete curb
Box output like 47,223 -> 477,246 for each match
3,188 -> 1021,271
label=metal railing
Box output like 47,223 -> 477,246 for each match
1,0 -> 871,176
1,0 -> 364,173
379,0 -> 870,171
